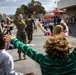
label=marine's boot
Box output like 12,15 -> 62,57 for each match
28,40 -> 32,44
23,54 -> 26,59
17,51 -> 21,60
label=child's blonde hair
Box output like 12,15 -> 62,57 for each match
52,25 -> 63,36
44,33 -> 73,59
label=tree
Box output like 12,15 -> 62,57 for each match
15,0 -> 46,16
15,7 -> 25,16
21,4 -> 29,15
27,0 -> 46,14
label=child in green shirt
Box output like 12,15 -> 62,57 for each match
4,32 -> 76,75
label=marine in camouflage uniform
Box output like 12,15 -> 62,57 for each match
25,14 -> 36,44
3,13 -> 27,60
3,13 -> 32,59
14,18 -> 27,60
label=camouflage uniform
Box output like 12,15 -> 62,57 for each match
25,18 -> 35,43
14,19 -> 27,60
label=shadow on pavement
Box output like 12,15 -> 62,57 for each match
14,59 -> 26,62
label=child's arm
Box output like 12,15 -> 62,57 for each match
4,34 -> 44,63
63,22 -> 69,36
61,19 -> 69,36
38,22 -> 52,36
37,21 -> 46,33
63,23 -> 69,31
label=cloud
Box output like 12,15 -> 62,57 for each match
1,0 -> 17,2
0,6 -> 17,15
0,0 -> 6,2
0,0 -> 29,6
40,0 -> 57,11
0,0 -> 30,14
0,0 -> 16,6
0,0 -> 58,14
0,6 -> 7,14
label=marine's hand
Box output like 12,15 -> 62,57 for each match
3,13 -> 6,17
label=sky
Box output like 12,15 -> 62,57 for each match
0,0 -> 60,15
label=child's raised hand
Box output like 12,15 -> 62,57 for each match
4,34 -> 15,42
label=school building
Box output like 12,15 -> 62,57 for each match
57,0 -> 76,17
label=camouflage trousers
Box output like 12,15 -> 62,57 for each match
25,27 -> 33,40
17,30 -> 27,43
16,30 -> 27,55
